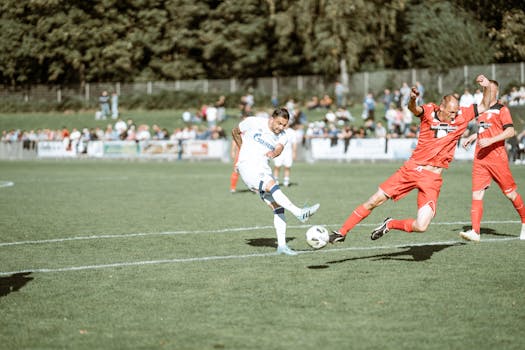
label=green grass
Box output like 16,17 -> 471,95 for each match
0,160 -> 524,349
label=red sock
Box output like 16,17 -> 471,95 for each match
388,219 -> 415,233
511,193 -> 525,223
230,171 -> 239,191
471,199 -> 483,233
339,205 -> 371,235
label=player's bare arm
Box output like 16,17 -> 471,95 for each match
475,74 -> 491,114
478,126 -> 516,148
231,126 -> 242,148
462,133 -> 478,149
407,87 -> 423,116
266,143 -> 284,158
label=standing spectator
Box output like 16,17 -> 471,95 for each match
384,103 -> 399,133
335,81 -> 346,108
285,98 -> 296,122
328,75 -> 491,244
206,105 -> 218,127
508,86 -> 520,106
459,88 -> 475,107
381,89 -> 392,114
363,92 -> 376,120
271,95 -> 279,108
400,82 -> 411,107
245,90 -> 254,109
61,126 -> 70,150
415,81 -> 425,104
459,79 -> 525,241
111,92 -> 119,119
339,125 -> 354,153
99,91 -> 110,119
215,95 -> 226,122
231,108 -> 320,256
70,127 -> 81,152
114,118 -> 127,139
473,88 -> 483,105
392,89 -> 402,108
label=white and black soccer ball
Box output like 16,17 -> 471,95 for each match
305,225 -> 329,249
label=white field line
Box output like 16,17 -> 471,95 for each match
0,220 -> 520,248
0,236 -> 518,276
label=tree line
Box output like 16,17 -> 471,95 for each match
1,0 -> 524,87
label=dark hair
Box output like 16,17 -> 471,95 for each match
272,107 -> 290,120
489,79 -> 499,88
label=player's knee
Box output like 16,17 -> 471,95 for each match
412,221 -> 430,232
505,191 -> 517,201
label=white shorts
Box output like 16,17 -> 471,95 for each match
238,161 -> 278,205
273,154 -> 293,168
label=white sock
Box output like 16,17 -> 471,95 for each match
271,189 -> 301,216
274,210 -> 287,247
284,176 -> 290,185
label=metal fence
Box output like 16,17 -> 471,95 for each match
1,62 -> 524,105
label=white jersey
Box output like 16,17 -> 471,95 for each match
273,128 -> 296,167
237,116 -> 288,191
238,116 -> 288,166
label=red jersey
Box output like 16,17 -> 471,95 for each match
475,103 -> 513,163
410,102 -> 478,168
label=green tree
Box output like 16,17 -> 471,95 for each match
402,1 -> 494,71
489,9 -> 525,63
200,0 -> 272,79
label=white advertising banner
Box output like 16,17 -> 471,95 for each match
311,138 -> 389,160
310,137 -> 474,161
387,138 -> 418,160
37,141 -> 77,157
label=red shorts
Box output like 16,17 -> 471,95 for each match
379,160 -> 443,212
472,159 -> 517,194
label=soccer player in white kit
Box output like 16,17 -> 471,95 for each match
273,124 -> 297,187
231,108 -> 320,256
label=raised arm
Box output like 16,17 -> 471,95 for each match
475,74 -> 491,114
407,87 -> 423,117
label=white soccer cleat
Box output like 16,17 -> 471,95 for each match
459,229 -> 480,242
276,245 -> 298,256
296,203 -> 320,223
520,224 -> 525,240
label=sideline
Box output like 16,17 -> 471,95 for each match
0,220 -> 520,248
0,181 -> 14,188
0,236 -> 518,276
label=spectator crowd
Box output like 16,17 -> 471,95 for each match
2,83 -> 525,162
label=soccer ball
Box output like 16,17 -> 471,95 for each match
306,225 -> 330,249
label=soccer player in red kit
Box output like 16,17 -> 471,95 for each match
329,75 -> 492,244
459,80 -> 525,241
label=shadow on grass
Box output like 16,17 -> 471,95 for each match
308,243 -> 465,269
246,237 -> 295,248
460,226 -> 515,238
0,272 -> 33,298
231,189 -> 257,194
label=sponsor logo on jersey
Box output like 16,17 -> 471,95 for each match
253,133 -> 275,150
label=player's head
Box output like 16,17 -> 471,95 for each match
438,94 -> 459,120
269,108 -> 290,134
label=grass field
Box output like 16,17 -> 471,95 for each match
0,160 -> 524,350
